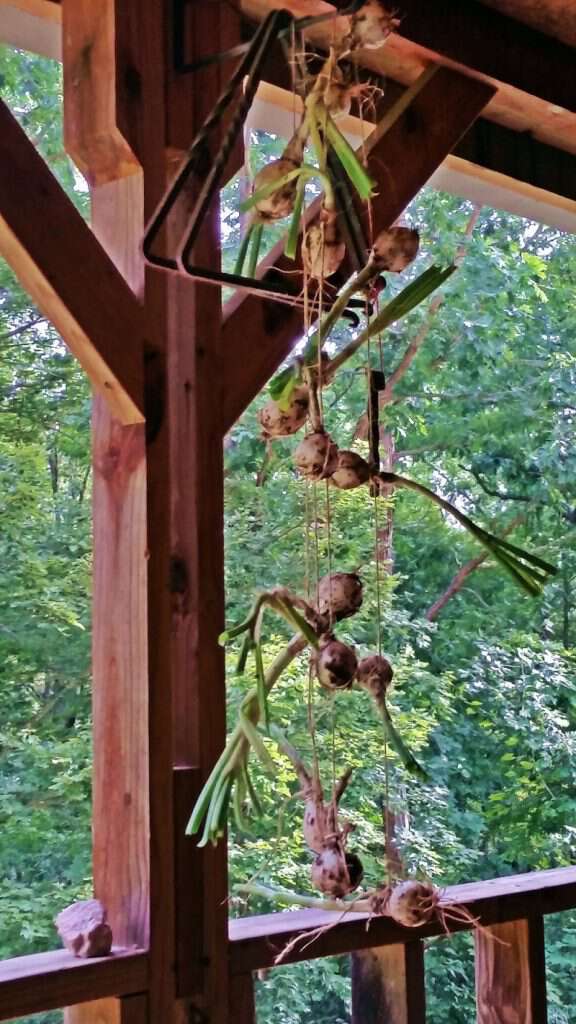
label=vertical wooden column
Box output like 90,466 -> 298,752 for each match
62,5 -> 148,1024
351,943 -> 426,1024
228,973 -> 257,1024
114,2 -> 241,1021
475,917 -> 548,1024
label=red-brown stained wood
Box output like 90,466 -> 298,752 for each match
65,993 -> 148,1024
221,66 -> 494,432
228,972 -> 257,1024
0,948 -> 147,1023
0,98 -> 144,425
352,942 -> 426,1024
229,866 -> 576,974
62,0 -> 139,186
475,917 -> 548,1024
62,16 -> 149,1024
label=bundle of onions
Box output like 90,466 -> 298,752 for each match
273,729 -> 363,898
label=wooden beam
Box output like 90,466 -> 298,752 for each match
228,973 -> 257,1024
0,948 -> 147,1023
61,11 -> 149,1024
395,0 -> 576,115
62,0 -> 140,186
221,66 -> 494,431
64,994 -> 148,1024
475,917 -> 548,1024
351,942 -> 426,1024
229,865 -> 576,973
0,1 -> 61,59
0,98 -> 144,424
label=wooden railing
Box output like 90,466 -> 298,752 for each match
0,866 -> 574,1022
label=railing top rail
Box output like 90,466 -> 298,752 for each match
229,865 -> 576,973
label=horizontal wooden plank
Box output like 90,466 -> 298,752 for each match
0,97 -> 144,425
0,948 -> 147,1022
229,866 -> 576,973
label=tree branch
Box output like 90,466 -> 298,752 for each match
461,464 -> 533,502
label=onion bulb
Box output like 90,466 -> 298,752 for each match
303,208 -> 346,280
356,654 -> 394,698
252,158 -> 300,222
347,0 -> 400,51
331,451 -> 371,490
258,386 -> 309,438
316,572 -> 363,621
372,226 -> 420,272
386,880 -> 438,927
316,635 -> 358,691
311,840 -> 364,897
294,431 -> 339,481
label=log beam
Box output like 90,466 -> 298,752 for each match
475,917 -> 548,1024
221,66 -> 494,431
351,942 -> 426,1024
0,97 -> 144,424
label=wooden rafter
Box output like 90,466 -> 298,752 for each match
394,0 -> 576,114
220,65 -> 494,432
0,97 -> 144,424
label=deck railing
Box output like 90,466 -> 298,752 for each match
1,866 -> 574,1022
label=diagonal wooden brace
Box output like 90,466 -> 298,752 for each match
0,97 -> 144,425
220,65 -> 495,434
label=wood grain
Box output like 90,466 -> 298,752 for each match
221,66 -> 493,431
0,949 -> 146,1023
64,994 -> 148,1024
475,917 -> 548,1024
352,943 -> 426,1024
228,973 -> 257,1024
62,0 -> 139,186
229,865 -> 576,973
0,98 -> 144,424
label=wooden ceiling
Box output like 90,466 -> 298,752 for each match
242,0 -> 576,154
481,0 -> 576,47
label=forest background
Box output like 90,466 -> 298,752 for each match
0,43 -> 575,1024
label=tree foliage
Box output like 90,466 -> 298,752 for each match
1,43 -> 575,1024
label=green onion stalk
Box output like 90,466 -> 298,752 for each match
373,471 -> 557,596
187,592 -> 321,847
269,262 -> 457,406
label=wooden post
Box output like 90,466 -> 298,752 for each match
64,995 -> 147,1024
63,1 -> 240,1021
351,942 -> 426,1024
228,973 -> 257,1024
475,917 -> 548,1024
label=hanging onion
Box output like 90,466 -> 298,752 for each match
372,226 -> 420,272
316,635 -> 358,691
386,880 -> 439,927
316,572 -> 363,621
294,431 -> 339,481
331,450 -> 371,490
311,839 -> 364,897
258,386 -> 309,438
346,0 -> 400,51
356,654 -> 394,698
